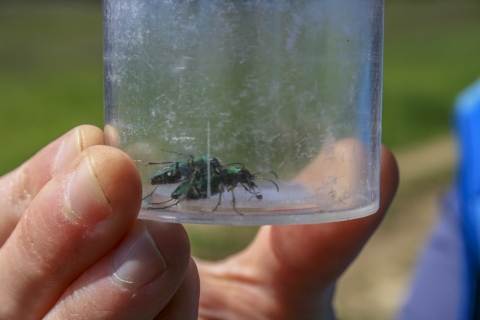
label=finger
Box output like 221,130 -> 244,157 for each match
0,146 -> 141,319
154,258 -> 200,320
199,146 -> 398,319
0,125 -> 104,245
197,145 -> 399,319
45,220 -> 193,320
293,138 -> 371,212
264,146 -> 399,286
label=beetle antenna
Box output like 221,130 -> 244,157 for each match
147,199 -> 180,210
257,177 -> 279,192
134,159 -> 172,166
224,162 -> 246,168
161,149 -> 193,158
241,182 -> 260,194
252,170 -> 278,179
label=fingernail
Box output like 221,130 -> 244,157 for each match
64,157 -> 112,224
55,129 -> 82,173
113,221 -> 167,288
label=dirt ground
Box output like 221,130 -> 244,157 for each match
335,135 -> 457,320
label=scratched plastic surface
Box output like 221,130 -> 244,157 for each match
103,0 -> 384,225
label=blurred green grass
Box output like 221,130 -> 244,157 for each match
0,2 -> 104,173
383,0 -> 480,147
1,0 -> 479,260
185,225 -> 259,260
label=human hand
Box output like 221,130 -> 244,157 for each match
0,125 -> 398,320
0,125 -> 199,319
195,145 -> 399,320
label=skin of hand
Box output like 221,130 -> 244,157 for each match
0,125 -> 398,320
0,125 -> 199,320
196,143 -> 399,320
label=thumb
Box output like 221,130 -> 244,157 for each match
252,145 -> 399,289
0,125 -> 104,246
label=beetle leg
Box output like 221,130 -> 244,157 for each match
213,183 -> 224,212
231,189 -> 243,215
143,184 -> 159,200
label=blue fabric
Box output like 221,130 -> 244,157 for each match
397,77 -> 480,319
397,190 -> 468,320
454,78 -> 480,318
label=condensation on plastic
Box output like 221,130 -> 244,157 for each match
103,0 -> 384,225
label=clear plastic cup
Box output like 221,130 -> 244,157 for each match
103,0 -> 384,225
